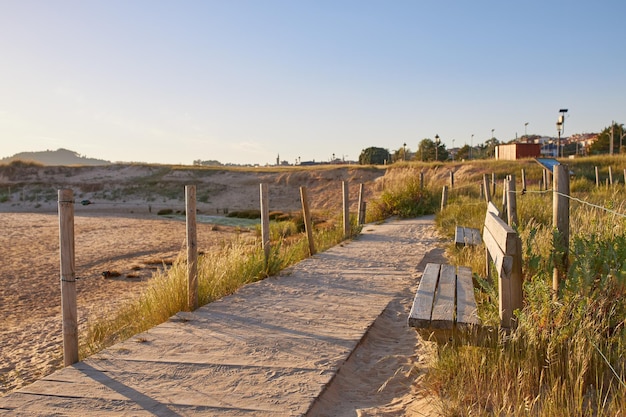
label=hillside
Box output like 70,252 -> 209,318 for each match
0,162 -> 386,216
0,148 -> 110,166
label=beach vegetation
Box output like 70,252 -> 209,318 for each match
427,156 -> 626,416
80,214 -> 355,358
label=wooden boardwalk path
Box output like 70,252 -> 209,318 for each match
0,217 -> 438,416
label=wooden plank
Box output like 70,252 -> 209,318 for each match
484,211 -> 517,255
430,264 -> 455,329
482,224 -> 503,266
468,228 -> 482,245
408,263 -> 441,328
455,266 -> 479,327
456,227 -> 482,246
454,226 -> 465,246
497,253 -> 514,329
486,201 -> 500,217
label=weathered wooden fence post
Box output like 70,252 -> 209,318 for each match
357,183 -> 365,225
58,189 -> 78,366
609,166 -> 613,186
483,174 -> 491,203
521,169 -> 527,192
419,171 -> 424,190
440,185 -> 448,211
552,165 -> 570,299
507,175 -> 518,227
595,166 -> 600,188
342,181 -> 350,237
260,183 -> 270,263
449,171 -> 454,188
491,172 -> 496,196
186,185 -> 198,311
299,186 -> 316,256
501,178 -> 508,220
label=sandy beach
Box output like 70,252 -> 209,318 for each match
1,211 -> 247,395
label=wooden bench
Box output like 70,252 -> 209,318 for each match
483,202 -> 523,329
408,263 -> 481,344
454,226 -> 482,247
408,201 -> 523,343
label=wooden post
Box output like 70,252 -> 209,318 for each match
449,171 -> 454,188
501,178 -> 508,218
479,181 -> 484,200
357,183 -> 365,225
359,201 -> 367,225
491,173 -> 496,196
58,189 -> 78,366
440,185 -> 448,211
260,183 -> 270,263
609,166 -> 613,186
299,186 -> 316,256
541,169 -> 546,191
521,169 -> 526,192
595,166 -> 600,187
419,171 -> 424,189
483,174 -> 491,203
342,181 -> 350,237
185,185 -> 198,311
507,175 -> 518,227
552,165 -> 570,299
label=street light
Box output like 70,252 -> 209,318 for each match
524,122 -> 529,138
435,134 -> 440,161
403,142 -> 407,161
491,128 -> 494,140
557,109 -> 568,158
556,120 -> 563,158
470,134 -> 474,159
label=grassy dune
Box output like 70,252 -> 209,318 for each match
381,156 -> 626,416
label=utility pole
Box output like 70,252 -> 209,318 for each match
610,121 -> 614,155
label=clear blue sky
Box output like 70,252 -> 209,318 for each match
1,1 -> 625,165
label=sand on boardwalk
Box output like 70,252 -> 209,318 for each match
1,210 -> 445,416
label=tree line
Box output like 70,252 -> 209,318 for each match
359,122 -> 625,165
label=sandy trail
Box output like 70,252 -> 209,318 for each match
1,213 -> 444,416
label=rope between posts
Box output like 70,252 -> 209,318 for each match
511,189 -> 626,219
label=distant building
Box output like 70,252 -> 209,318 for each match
495,143 -> 542,160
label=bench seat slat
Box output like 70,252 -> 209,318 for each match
408,263 -> 441,328
455,226 -> 482,246
454,226 -> 465,246
431,264 -> 456,329
456,266 -> 480,327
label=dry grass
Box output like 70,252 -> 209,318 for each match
431,159 -> 626,416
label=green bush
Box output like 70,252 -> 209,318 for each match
368,176 -> 437,221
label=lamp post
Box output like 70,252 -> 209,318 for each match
556,120 -> 562,158
403,142 -> 407,161
524,122 -> 529,138
558,109 -> 568,158
435,134 -> 440,161
470,134 -> 474,159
